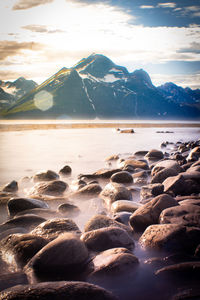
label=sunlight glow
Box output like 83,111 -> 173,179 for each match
34,90 -> 53,111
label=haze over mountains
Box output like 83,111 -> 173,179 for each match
1,54 -> 200,119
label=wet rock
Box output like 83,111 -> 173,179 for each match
140,183 -> 164,202
71,179 -> 87,191
29,180 -> 68,196
111,200 -> 141,214
69,184 -> 102,200
57,202 -> 80,217
7,197 -> 49,217
0,272 -> 28,293
25,233 -> 89,281
79,168 -> 121,180
0,281 -> 117,300
59,165 -> 72,175
110,171 -> 133,184
0,227 -> 28,241
155,261 -> 200,279
130,194 -> 178,232
145,149 -> 164,160
100,182 -> 132,207
105,154 -> 119,161
2,181 -> 18,193
159,204 -> 200,227
195,244 -> 200,257
176,195 -> 200,202
133,170 -> 148,179
139,224 -> 200,254
187,146 -> 200,162
81,227 -> 134,252
113,212 -> 132,226
119,159 -> 149,170
88,248 -> 139,280
118,128 -> 134,133
134,150 -> 149,157
33,170 -> 59,182
151,160 -> 182,176
84,214 -> 133,236
0,234 -> 48,270
31,218 -> 81,241
0,215 -> 46,234
171,288 -> 200,300
179,199 -> 200,207
0,192 -> 16,205
163,174 -> 185,195
15,208 -> 58,219
151,168 -> 178,184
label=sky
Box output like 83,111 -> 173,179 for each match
0,0 -> 200,88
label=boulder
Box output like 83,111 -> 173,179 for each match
179,199 -> 200,207
29,180 -> 68,196
110,171 -> 133,184
171,288 -> 200,300
84,214 -> 132,236
134,150 -> 149,157
81,227 -> 134,252
145,149 -> 164,160
159,204 -> 200,228
88,248 -> 139,279
79,168 -> 121,180
119,159 -> 149,170
155,261 -> 200,279
0,228 -> 28,241
0,272 -> 28,293
57,202 -> 80,217
114,212 -> 132,226
151,160 -> 182,176
140,183 -> 164,202
0,281 -> 117,300
0,234 -> 48,270
0,192 -> 16,205
130,194 -> 178,232
33,170 -> 59,182
25,233 -> 89,281
59,165 -> 72,175
133,170 -> 148,179
151,168 -> 178,184
195,244 -> 200,257
15,208 -> 58,219
187,146 -> 200,162
7,197 -> 49,217
2,181 -> 18,193
139,224 -> 200,253
163,175 -> 185,195
31,218 -> 81,241
111,200 -> 141,214
100,182 -> 132,207
69,184 -> 102,200
0,215 -> 46,234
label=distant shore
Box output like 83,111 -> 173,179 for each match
0,121 -> 200,131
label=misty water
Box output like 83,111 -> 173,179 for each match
0,121 -> 200,299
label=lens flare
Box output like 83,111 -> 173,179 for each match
34,90 -> 53,111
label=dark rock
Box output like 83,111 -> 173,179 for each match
7,197 -> 49,217
139,224 -> 200,254
31,218 -> 81,241
0,281 -> 117,300
57,202 -> 80,217
151,168 -> 178,184
33,170 -> 59,182
84,214 -> 133,236
171,288 -> 200,300
133,170 -> 148,179
195,244 -> 200,257
145,149 -> 164,160
69,184 -> 102,200
59,165 -> 72,175
179,199 -> 200,207
81,227 -> 134,252
29,180 -> 68,196
0,228 -> 28,241
0,215 -> 46,234
0,272 -> 28,293
0,192 -> 16,205
114,212 -> 132,226
79,168 -> 121,180
118,128 -> 134,133
130,194 -> 178,232
110,171 -> 133,184
134,150 -> 149,157
15,208 -> 58,219
25,233 -> 89,282
0,234 -> 48,270
140,183 -> 164,202
163,175 -> 185,195
2,181 -> 18,193
100,182 -> 132,207
159,204 -> 200,227
155,261 -> 200,279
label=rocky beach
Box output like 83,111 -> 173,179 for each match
0,125 -> 200,300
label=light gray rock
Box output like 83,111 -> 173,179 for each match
151,160 -> 182,176
111,200 -> 141,214
100,182 -> 132,207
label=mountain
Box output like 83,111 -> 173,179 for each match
0,77 -> 37,110
1,54 -> 200,119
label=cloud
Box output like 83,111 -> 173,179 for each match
184,6 -> 200,12
157,2 -> 176,8
177,42 -> 200,54
22,25 -> 65,34
151,73 -> 200,89
0,40 -> 43,61
140,5 -> 155,9
12,0 -> 54,10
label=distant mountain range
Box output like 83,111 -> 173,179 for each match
1,54 -> 200,119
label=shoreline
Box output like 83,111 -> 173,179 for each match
0,122 -> 200,131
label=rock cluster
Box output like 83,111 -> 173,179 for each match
0,139 -> 200,300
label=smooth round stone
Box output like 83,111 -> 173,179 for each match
110,171 -> 133,184
29,180 -> 68,196
33,170 -> 59,182
111,200 -> 141,214
59,165 -> 72,175
2,181 -> 18,193
145,149 -> 164,160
